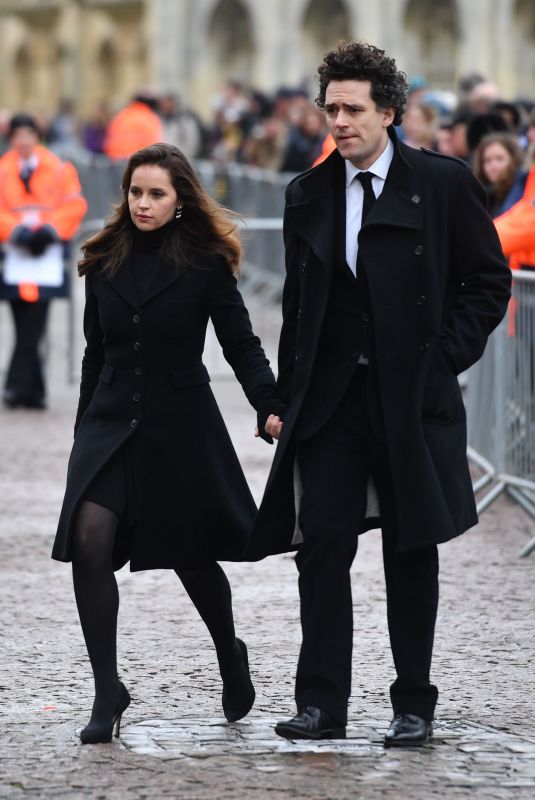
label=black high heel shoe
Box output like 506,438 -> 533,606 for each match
221,638 -> 255,723
80,682 -> 131,744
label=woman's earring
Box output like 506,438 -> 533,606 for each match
175,206 -> 183,220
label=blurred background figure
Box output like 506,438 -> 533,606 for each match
0,113 -> 87,409
402,102 -> 438,150
104,91 -> 163,162
159,92 -> 205,160
474,132 -> 527,217
82,102 -> 111,158
46,99 -> 80,158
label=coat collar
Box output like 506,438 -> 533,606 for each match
107,256 -> 183,309
284,127 -> 423,268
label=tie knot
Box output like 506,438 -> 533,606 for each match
356,171 -> 374,189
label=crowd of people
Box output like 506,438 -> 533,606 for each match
1,69 -> 535,410
1,73 -> 535,179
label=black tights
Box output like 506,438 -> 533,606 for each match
71,501 -> 238,702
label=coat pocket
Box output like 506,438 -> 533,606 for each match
421,347 -> 462,424
170,365 -> 210,388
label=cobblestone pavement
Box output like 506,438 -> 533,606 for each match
1,301 -> 535,799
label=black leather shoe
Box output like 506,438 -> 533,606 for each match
384,713 -> 433,747
275,705 -> 346,740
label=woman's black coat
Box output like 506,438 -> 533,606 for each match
52,249 -> 275,571
250,129 -> 511,559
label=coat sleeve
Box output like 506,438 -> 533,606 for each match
440,165 -> 512,374
74,273 -> 105,435
207,257 -> 278,410
43,161 -> 88,241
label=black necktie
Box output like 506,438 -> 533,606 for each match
356,171 -> 376,225
355,172 -> 376,278
20,163 -> 34,192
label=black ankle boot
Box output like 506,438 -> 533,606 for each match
80,682 -> 131,744
220,639 -> 255,723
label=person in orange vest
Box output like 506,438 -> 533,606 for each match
311,132 -> 336,167
0,113 -> 87,409
104,93 -> 163,162
494,161 -> 535,270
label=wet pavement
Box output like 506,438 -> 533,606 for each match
1,298 -> 534,799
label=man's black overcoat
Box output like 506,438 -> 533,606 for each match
52,252 -> 275,571
250,128 -> 511,558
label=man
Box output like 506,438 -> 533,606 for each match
0,113 -> 87,408
254,43 -> 510,746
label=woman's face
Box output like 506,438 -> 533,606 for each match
482,142 -> 512,184
128,164 -> 179,230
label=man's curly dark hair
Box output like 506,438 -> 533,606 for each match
316,42 -> 408,126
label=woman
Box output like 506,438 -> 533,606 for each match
474,132 -> 528,218
52,143 -> 282,743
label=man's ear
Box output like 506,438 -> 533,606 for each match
382,107 -> 395,127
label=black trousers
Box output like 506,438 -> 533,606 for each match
295,367 -> 439,725
4,300 -> 49,405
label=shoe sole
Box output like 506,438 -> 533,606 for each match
275,724 -> 346,740
384,735 -> 432,748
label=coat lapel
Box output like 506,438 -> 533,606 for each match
107,263 -> 139,310
362,132 -> 423,232
284,152 -> 344,270
107,258 -> 183,309
138,260 -> 183,307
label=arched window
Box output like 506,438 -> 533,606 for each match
97,38 -> 120,101
404,0 -> 459,88
513,0 -> 535,97
14,43 -> 34,108
208,0 -> 254,82
301,0 -> 350,83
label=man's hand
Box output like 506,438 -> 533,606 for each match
255,414 -> 283,443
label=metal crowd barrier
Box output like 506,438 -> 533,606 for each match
466,270 -> 535,557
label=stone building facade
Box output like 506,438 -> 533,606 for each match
0,0 -> 533,119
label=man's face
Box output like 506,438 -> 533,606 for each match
10,126 -> 38,160
324,80 -> 394,169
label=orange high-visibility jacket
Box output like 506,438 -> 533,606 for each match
311,134 -> 336,167
494,164 -> 535,271
0,144 -> 87,243
104,101 -> 163,161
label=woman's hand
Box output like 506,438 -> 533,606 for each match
255,414 -> 283,442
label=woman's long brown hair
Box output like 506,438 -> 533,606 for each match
474,132 -> 524,213
78,143 -> 242,276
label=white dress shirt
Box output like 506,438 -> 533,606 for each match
345,137 -> 394,275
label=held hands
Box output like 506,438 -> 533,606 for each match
255,414 -> 283,444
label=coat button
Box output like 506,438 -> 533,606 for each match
133,314 -> 141,323
132,392 -> 141,402
416,295 -> 427,306
130,418 -> 138,428
411,194 -> 421,204
419,341 -> 429,351
414,245 -> 424,255
297,308 -> 301,319
362,313 -> 370,322
295,354 -> 299,361
134,366 -> 142,376
300,261 -> 306,272
133,341 -> 141,351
